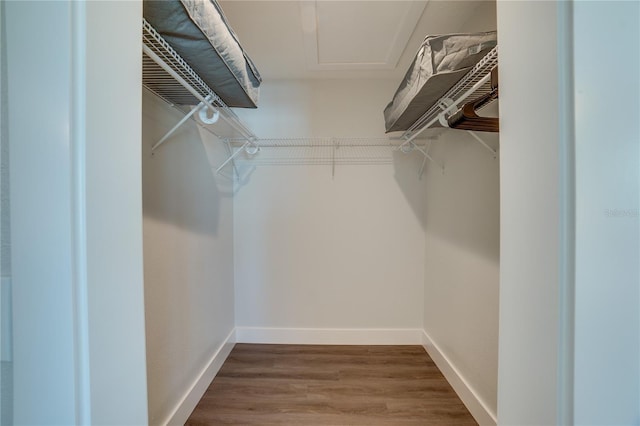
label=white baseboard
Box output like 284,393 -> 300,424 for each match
235,327 -> 423,345
164,328 -> 236,426
421,330 -> 497,426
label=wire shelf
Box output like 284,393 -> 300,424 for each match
142,17 -> 259,166
402,46 -> 499,140
142,19 -> 254,137
143,20 -> 221,107
142,18 -> 493,174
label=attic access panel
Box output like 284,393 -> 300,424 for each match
301,1 -> 427,71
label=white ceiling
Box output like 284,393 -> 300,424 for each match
219,0 -> 497,81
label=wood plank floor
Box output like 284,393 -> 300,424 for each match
186,344 -> 477,425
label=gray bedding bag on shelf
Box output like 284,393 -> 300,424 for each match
144,0 -> 262,108
384,31 -> 497,133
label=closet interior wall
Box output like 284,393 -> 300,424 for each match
421,115 -> 499,418
233,79 -> 427,339
142,92 -> 235,425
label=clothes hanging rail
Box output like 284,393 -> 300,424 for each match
447,67 -> 499,132
398,46 -> 499,158
142,19 -> 259,159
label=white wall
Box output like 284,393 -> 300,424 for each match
6,3 -> 79,421
6,1 -> 148,424
572,2 -> 639,424
233,80 -> 426,342
142,92 -> 236,424
498,1 -> 640,424
421,129 -> 499,423
84,3 -> 149,424
496,1 -> 571,424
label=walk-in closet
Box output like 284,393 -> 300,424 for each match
142,0 -> 499,423
2,1 -> 638,425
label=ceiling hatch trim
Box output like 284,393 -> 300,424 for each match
300,1 -> 428,71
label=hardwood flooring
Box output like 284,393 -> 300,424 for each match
186,344 -> 477,425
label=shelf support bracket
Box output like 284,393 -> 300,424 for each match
467,130 -> 497,158
222,139 -> 240,181
404,140 -> 444,176
216,138 -> 260,174
152,97 -> 210,152
417,142 -> 430,180
216,140 -> 249,174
